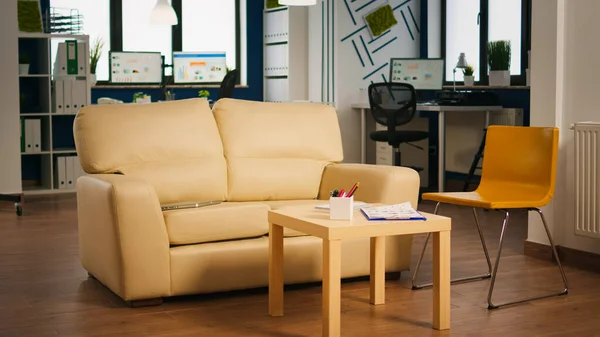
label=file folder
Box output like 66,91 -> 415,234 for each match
66,40 -> 78,75
24,119 -> 35,153
53,80 -> 64,113
56,156 -> 67,189
77,41 -> 88,76
55,42 -> 67,76
31,119 -> 41,153
63,80 -> 73,114
66,156 -> 75,189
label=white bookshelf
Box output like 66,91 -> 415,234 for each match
263,4 -> 308,102
18,33 -> 91,195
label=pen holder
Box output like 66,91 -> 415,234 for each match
329,196 -> 354,220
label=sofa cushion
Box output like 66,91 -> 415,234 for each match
74,98 -> 227,205
212,99 -> 344,202
164,202 -> 269,245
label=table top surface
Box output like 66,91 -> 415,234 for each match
350,102 -> 503,111
268,205 -> 451,240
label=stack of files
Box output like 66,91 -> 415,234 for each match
53,40 -> 88,76
55,155 -> 86,190
360,202 -> 426,221
264,44 -> 288,77
20,118 -> 42,153
264,9 -> 289,44
53,79 -> 88,114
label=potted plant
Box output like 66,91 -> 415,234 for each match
487,40 -> 511,86
463,65 -> 475,86
198,90 -> 210,100
89,37 -> 105,86
133,92 -> 150,104
19,54 -> 30,75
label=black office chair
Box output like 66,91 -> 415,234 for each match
217,69 -> 238,100
368,82 -> 429,171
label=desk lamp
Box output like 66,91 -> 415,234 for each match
150,0 -> 178,25
453,53 -> 468,91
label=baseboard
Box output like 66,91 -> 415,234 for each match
524,240 -> 600,272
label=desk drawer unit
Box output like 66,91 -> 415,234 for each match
375,124 -> 393,165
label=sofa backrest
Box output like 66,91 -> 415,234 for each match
212,98 -> 343,201
73,98 -> 227,205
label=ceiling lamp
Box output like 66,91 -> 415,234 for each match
150,0 -> 178,25
279,0 -> 318,5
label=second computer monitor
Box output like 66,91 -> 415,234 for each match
172,52 -> 227,84
389,58 -> 444,90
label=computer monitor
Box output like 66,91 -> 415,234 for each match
389,58 -> 444,90
109,51 -> 163,84
172,52 -> 227,84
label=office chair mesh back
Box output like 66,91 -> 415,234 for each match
218,69 -> 238,100
368,82 -> 417,128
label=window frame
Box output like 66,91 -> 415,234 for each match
441,0 -> 531,86
100,0 -> 241,86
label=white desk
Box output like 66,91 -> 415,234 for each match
351,102 -> 503,192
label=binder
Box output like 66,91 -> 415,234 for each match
53,80 -> 64,113
55,42 -> 67,76
63,80 -> 73,114
66,156 -> 75,189
31,119 -> 41,153
77,41 -> 88,76
24,119 -> 35,153
66,40 -> 78,75
56,156 -> 67,189
72,79 -> 87,111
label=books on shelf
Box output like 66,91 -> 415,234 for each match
360,202 -> 426,221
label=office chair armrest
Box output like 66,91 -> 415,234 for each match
318,163 -> 420,207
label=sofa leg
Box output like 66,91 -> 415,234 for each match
385,271 -> 401,281
127,298 -> 163,308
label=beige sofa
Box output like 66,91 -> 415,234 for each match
73,98 -> 420,306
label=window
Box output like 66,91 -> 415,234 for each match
442,0 -> 530,84
181,0 -> 237,71
122,0 -> 172,74
445,0 -> 480,82
488,0 -> 521,75
49,0 -> 111,81
49,0 -> 241,85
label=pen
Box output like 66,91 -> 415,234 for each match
338,189 -> 345,198
347,182 -> 360,197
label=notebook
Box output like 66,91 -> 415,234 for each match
360,202 -> 426,221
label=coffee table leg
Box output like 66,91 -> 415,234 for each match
323,239 -> 341,337
432,231 -> 451,330
370,236 -> 386,305
269,223 -> 284,317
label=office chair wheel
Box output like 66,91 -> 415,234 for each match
15,203 -> 22,216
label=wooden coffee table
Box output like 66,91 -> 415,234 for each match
267,205 -> 451,337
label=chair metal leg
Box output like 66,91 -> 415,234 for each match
487,208 -> 569,309
411,204 -> 492,290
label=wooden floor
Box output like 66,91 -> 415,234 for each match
1,194 -> 599,337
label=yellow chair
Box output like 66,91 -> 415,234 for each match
411,125 -> 569,309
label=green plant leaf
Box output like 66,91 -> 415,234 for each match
365,5 -> 398,37
487,40 -> 511,71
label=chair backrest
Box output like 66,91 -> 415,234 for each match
218,69 -> 238,100
368,82 -> 417,128
479,125 -> 559,205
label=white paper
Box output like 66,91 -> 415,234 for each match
360,202 -> 425,220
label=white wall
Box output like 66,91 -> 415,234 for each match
0,0 -> 22,194
528,0 -> 600,255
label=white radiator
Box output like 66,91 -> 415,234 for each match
574,122 -> 600,239
489,108 -> 524,126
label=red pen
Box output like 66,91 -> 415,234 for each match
347,182 -> 360,197
338,189 -> 345,197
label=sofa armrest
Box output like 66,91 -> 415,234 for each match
76,174 -> 171,301
319,163 -> 420,206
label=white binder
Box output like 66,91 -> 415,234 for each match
66,156 -> 75,189
31,119 -> 41,153
54,42 -> 67,76
24,119 -> 35,153
77,41 -> 88,76
63,80 -> 73,114
53,80 -> 64,114
57,156 -> 67,189
72,80 -> 87,112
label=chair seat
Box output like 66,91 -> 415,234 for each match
422,183 -> 553,209
370,130 -> 429,146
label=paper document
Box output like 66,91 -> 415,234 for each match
360,202 -> 426,221
315,201 -> 369,210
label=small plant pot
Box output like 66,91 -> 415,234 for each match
19,64 -> 30,75
464,76 -> 474,86
89,74 -> 97,87
489,70 -> 510,86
